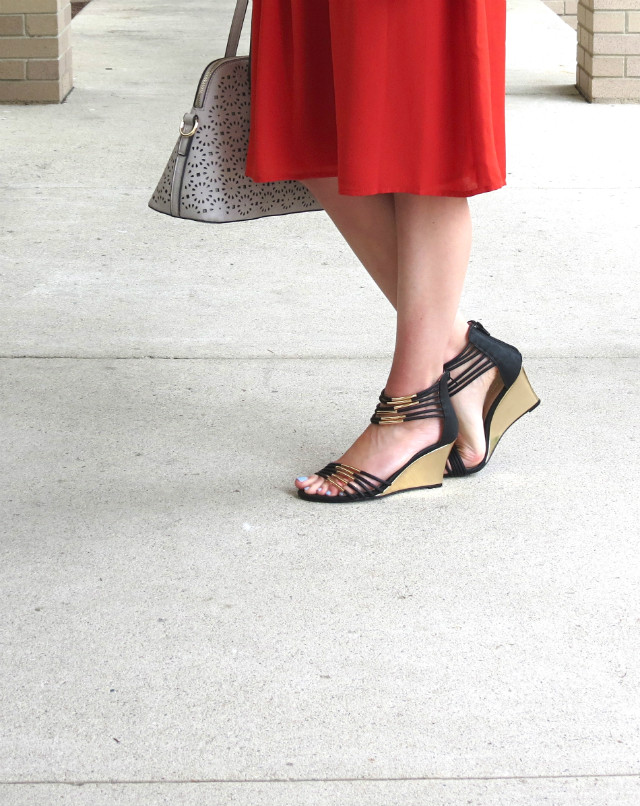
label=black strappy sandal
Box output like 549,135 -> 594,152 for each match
444,321 -> 540,478
298,373 -> 458,503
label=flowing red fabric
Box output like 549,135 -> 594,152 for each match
245,0 -> 507,197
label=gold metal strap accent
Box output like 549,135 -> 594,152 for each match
373,392 -> 420,424
377,413 -> 405,424
320,462 -> 361,493
371,380 -> 443,426
331,465 -> 357,489
386,394 -> 418,407
336,462 -> 360,473
317,460 -> 389,498
325,474 -> 349,492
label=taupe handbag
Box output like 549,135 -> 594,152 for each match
148,0 -> 322,223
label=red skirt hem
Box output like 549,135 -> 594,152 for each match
334,178 -> 508,198
247,0 -> 507,197
245,167 -> 507,199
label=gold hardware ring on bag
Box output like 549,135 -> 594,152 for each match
179,117 -> 199,137
148,0 -> 322,223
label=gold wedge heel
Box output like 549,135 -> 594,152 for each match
298,373 -> 458,503
381,442 -> 456,497
444,321 -> 540,478
485,367 -> 539,463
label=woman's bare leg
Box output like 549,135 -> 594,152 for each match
385,193 -> 470,391
292,179 -> 497,489
298,177 -> 469,357
295,192 -> 473,497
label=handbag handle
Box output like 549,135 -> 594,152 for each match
226,0 -> 250,58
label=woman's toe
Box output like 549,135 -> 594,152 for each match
303,475 -> 324,494
296,474 -> 342,498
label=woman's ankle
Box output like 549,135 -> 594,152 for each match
444,317 -> 470,364
383,370 -> 442,398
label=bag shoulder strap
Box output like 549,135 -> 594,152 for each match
225,0 -> 250,58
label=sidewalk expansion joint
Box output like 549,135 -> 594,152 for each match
2,772 -> 640,786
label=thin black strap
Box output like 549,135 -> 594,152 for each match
445,343 -> 495,397
317,462 -> 391,500
370,378 -> 443,425
446,446 -> 467,477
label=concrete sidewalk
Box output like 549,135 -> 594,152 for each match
1,1 -> 639,804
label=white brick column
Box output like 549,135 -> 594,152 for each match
544,1 -> 579,30
577,0 -> 640,101
0,0 -> 72,104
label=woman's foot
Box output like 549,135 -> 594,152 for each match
446,362 -> 500,469
444,321 -> 528,474
294,413 -> 443,497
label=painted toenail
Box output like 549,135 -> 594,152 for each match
326,490 -> 332,495
304,487 -> 310,492
297,476 -> 308,482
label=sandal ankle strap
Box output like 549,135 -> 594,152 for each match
444,320 -> 522,397
444,340 -> 495,397
370,377 -> 444,425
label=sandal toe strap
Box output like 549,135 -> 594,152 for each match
317,461 -> 390,499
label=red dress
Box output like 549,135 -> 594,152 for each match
245,0 -> 507,197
